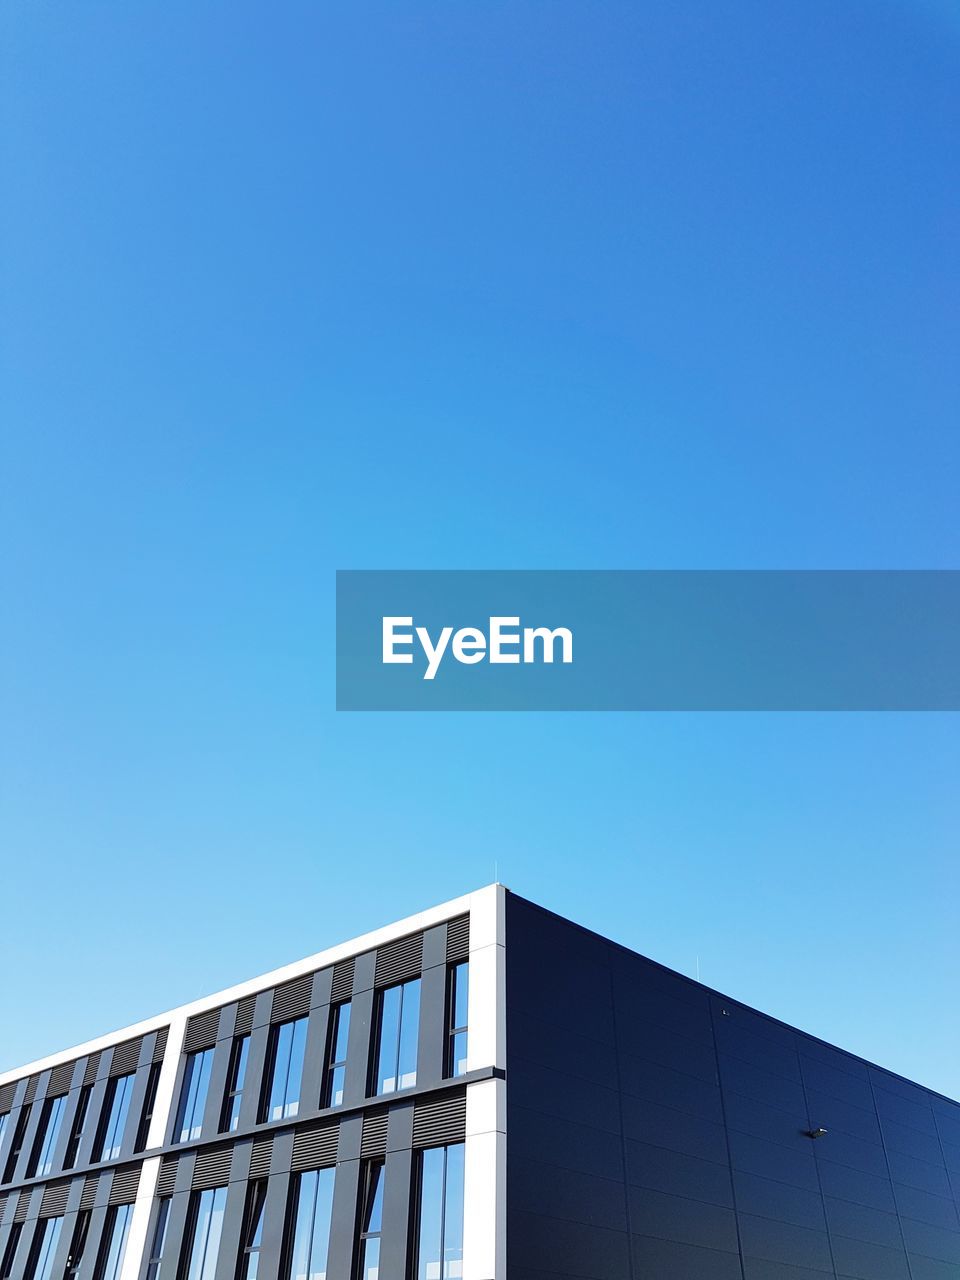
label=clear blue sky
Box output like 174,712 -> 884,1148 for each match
1,2 -> 957,1096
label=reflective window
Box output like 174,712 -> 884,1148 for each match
1,1223 -> 23,1280
64,1086 -> 92,1170
2,1105 -> 32,1182
135,1063 -> 162,1153
182,1187 -> 227,1280
286,1168 -> 335,1280
324,1004 -> 351,1108
221,1037 -> 251,1134
27,1218 -> 63,1280
63,1211 -> 92,1280
176,1050 -> 214,1144
145,1200 -> 171,1280
355,1162 -> 384,1280
415,1144 -> 464,1280
445,963 -> 469,1079
96,1205 -> 132,1280
29,1095 -> 68,1178
373,980 -> 420,1095
236,1181 -> 267,1280
264,1019 -> 308,1122
0,1113 -> 7,1146
96,1075 -> 135,1162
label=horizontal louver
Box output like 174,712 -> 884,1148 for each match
360,1112 -> 388,1159
413,1094 -> 466,1147
330,959 -> 355,1003
153,1028 -> 169,1063
234,997 -> 256,1038
193,1146 -> 232,1190
272,974 -> 312,1023
83,1054 -> 101,1087
291,1124 -> 338,1171
109,1166 -> 141,1205
248,1138 -> 273,1180
183,1009 -> 220,1054
110,1039 -> 142,1078
446,915 -> 470,963
80,1176 -> 100,1211
13,1192 -> 30,1224
156,1159 -> 178,1198
40,1183 -> 70,1217
0,1192 -> 7,1222
0,1083 -> 16,1113
23,1076 -> 39,1105
375,934 -> 423,986
48,1061 -> 77,1097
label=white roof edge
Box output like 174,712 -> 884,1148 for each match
0,884 -> 504,1086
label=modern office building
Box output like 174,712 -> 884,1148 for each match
1,885 -> 958,1280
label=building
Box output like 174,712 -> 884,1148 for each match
0,886 -> 957,1280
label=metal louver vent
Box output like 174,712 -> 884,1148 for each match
375,934 -> 423,986
80,1176 -> 100,1211
248,1138 -> 273,1180
156,1159 -> 178,1198
413,1094 -> 466,1147
360,1112 -> 388,1159
0,1083 -> 15,1113
0,1192 -> 7,1222
110,1039 -> 142,1078
13,1192 -> 30,1224
291,1124 -> 339,1171
48,1061 -> 77,1097
109,1165 -> 141,1205
446,916 -> 470,963
23,1076 -> 39,1105
83,1054 -> 102,1087
192,1146 -> 232,1190
40,1183 -> 70,1217
234,997 -> 256,1038
272,974 -> 313,1023
183,1009 -> 220,1054
153,1028 -> 169,1063
330,959 -> 355,1003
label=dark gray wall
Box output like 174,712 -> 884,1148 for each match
505,892 -> 960,1280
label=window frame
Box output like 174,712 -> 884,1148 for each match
94,1204 -> 133,1280
175,1049 -> 214,1145
370,979 -> 420,1097
411,1143 -> 465,1280
444,962 -> 469,1080
63,1085 -> 92,1171
145,1199 -> 171,1280
260,1018 -> 308,1124
354,1160 -> 384,1280
220,1036 -> 251,1135
95,1075 -> 135,1163
63,1209 -> 92,1280
25,1217 -> 63,1280
322,1003 -> 351,1109
0,1223 -> 23,1280
178,1187 -> 228,1280
28,1094 -> 68,1179
2,1104 -> 32,1183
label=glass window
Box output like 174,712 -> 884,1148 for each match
355,1162 -> 384,1280
2,1105 -> 32,1183
135,1064 -> 162,1153
26,1218 -> 63,1280
181,1188 -> 227,1280
64,1086 -> 92,1170
373,980 -> 420,1096
221,1037 -> 250,1134
445,964 -> 469,1079
176,1050 -> 214,1144
63,1210 -> 92,1280
324,1004 -> 351,1108
29,1095 -> 68,1178
1,1223 -> 23,1280
145,1200 -> 171,1280
414,1145 -> 464,1280
96,1076 -> 135,1162
96,1205 -> 132,1280
285,1169 -> 335,1280
263,1019 -> 308,1122
236,1181 -> 267,1280
0,1113 -> 7,1146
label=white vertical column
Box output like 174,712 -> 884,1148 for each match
146,1014 -> 187,1151
462,884 -> 506,1280
118,1156 -> 160,1280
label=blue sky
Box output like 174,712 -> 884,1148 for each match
1,2 -> 957,1096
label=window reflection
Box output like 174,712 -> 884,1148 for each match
264,1019 -> 308,1122
416,1145 -> 464,1280
374,980 -> 420,1096
176,1050 -> 214,1144
286,1168 -> 335,1280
